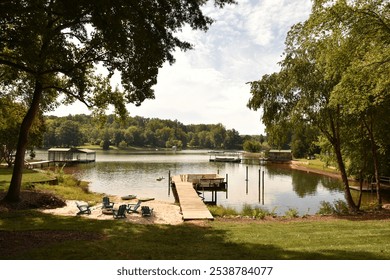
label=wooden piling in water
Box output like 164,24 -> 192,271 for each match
258,169 -> 261,203
262,170 -> 265,205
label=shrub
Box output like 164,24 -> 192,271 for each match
317,201 -> 334,215
118,140 -> 128,149
284,208 -> 299,218
241,204 -> 273,219
208,205 -> 238,217
252,206 -> 270,219
333,199 -> 349,215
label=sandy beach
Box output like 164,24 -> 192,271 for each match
41,196 -> 183,225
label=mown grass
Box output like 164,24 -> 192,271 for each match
295,158 -> 340,174
0,166 -> 102,204
0,167 -> 55,190
1,167 -> 390,260
1,210 -> 390,260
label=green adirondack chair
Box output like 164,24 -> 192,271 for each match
113,204 -> 127,219
102,196 -> 114,209
141,206 -> 153,217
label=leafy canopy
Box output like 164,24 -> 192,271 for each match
0,0 -> 236,115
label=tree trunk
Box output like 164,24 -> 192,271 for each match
364,118 -> 382,207
334,141 -> 359,212
327,106 -> 358,212
3,81 -> 43,203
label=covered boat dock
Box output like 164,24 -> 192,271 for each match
48,148 -> 96,163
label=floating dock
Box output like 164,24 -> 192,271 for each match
171,174 -> 228,221
349,176 -> 390,192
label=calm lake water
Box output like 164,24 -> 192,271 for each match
50,150 -> 346,215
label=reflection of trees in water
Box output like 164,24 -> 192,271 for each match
291,170 -> 319,197
290,170 -> 343,198
265,164 -> 292,178
267,164 -> 342,197
320,177 -> 343,192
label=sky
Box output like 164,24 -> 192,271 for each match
51,0 -> 313,135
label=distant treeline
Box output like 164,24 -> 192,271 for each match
43,114 -> 265,150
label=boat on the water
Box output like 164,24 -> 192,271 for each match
208,151 -> 241,163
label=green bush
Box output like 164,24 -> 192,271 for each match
208,205 -> 238,217
252,206 -> 270,219
317,201 -> 334,215
317,200 -> 350,215
333,199 -> 349,215
284,208 -> 299,218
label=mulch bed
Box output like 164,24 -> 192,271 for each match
0,190 -> 66,212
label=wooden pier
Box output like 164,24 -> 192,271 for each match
171,175 -> 215,221
350,177 -> 390,192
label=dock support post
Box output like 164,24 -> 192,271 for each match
168,170 -> 171,196
226,173 -> 228,199
245,166 -> 248,181
262,170 -> 265,205
258,169 -> 261,203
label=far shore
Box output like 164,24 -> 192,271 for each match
289,160 -> 342,179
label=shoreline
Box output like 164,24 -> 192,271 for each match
289,160 -> 342,179
41,196 -> 184,225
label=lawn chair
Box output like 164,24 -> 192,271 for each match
141,206 -> 153,217
76,202 -> 91,215
113,204 -> 127,219
127,200 -> 142,213
102,196 -> 114,209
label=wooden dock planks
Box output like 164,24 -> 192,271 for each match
172,175 -> 214,221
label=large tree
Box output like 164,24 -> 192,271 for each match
0,97 -> 44,167
248,0 -> 389,211
0,0 -> 235,202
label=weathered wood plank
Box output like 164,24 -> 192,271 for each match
172,175 -> 214,220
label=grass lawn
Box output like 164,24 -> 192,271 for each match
0,167 -> 56,190
1,210 -> 390,260
294,158 -> 340,175
1,166 -> 390,260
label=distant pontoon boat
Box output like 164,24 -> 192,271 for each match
208,151 -> 241,163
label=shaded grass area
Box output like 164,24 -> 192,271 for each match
1,210 -> 390,260
1,166 -> 390,260
0,167 -> 102,205
0,168 -> 55,190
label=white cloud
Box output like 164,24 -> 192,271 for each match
52,0 -> 312,135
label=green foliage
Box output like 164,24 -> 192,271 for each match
247,0 -> 390,210
43,114 -> 246,150
284,208 -> 300,218
317,201 -> 335,215
0,98 -> 44,166
317,200 -> 350,216
209,204 -> 274,220
0,168 -> 56,191
241,204 -> 276,219
333,199 -> 349,215
0,0 -> 237,201
208,205 -> 239,217
243,140 -> 262,152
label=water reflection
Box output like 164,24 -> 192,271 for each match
54,150 -> 346,215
